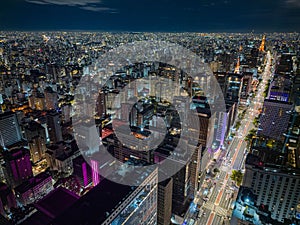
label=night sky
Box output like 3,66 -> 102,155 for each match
0,0 -> 299,32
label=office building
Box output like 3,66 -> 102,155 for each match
44,87 -> 58,110
28,135 -> 46,164
25,121 -> 47,163
46,111 -> 62,144
20,187 -> 79,225
45,140 -> 80,174
96,91 -> 106,118
241,138 -> 300,223
52,168 -> 158,225
72,155 -> 92,188
14,172 -> 53,205
75,120 -> 100,155
0,183 -> 17,216
225,73 -> 243,103
157,178 -> 173,225
3,147 -> 33,188
268,74 -> 292,102
258,99 -> 293,141
0,112 -> 22,149
239,72 -> 253,105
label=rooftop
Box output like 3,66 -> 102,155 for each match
52,179 -> 135,225
14,172 -> 52,194
34,187 -> 79,220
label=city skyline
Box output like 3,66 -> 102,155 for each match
0,6 -> 300,222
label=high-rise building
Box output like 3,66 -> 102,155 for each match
225,73 -> 243,103
25,121 -> 47,163
0,112 -> 22,149
268,74 -> 292,102
75,120 -> 100,155
242,152 -> 300,223
0,183 -> 17,216
44,87 -> 58,110
189,145 -> 202,195
14,171 -> 53,205
157,178 -> 173,225
61,103 -> 71,123
72,155 -> 92,188
193,105 -> 213,150
258,99 -> 293,141
3,147 -> 33,188
46,110 -> 62,144
96,91 -> 106,118
28,91 -> 46,110
171,162 -> 193,216
52,168 -> 158,225
45,141 -> 80,174
239,72 -> 253,105
28,136 -> 46,164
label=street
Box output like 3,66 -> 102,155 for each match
183,51 -> 273,225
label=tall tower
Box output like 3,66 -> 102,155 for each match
73,155 -> 92,188
46,110 -> 62,144
234,56 -> 240,74
259,35 -> 266,52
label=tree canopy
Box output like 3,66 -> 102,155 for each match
231,170 -> 243,186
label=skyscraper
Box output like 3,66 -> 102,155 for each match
44,87 -> 58,110
53,168 -> 158,225
157,178 -> 173,225
25,121 -> 47,163
14,171 -> 53,205
172,163 -> 193,216
0,183 -> 17,216
258,99 -> 293,141
96,91 -> 106,118
46,110 -> 63,144
0,112 -> 22,149
72,155 -> 92,188
3,147 -> 33,188
243,153 -> 300,223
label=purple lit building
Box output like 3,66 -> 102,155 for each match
3,147 -> 33,188
0,183 -> 17,216
90,159 -> 100,186
52,168 -> 158,225
72,155 -> 92,188
20,187 -> 79,225
14,172 -> 53,205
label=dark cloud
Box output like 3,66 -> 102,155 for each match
0,0 -> 298,31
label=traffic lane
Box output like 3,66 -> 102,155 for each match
219,185 -> 233,209
199,52 -> 273,225
196,208 -> 211,225
212,214 -> 224,225
232,143 -> 246,170
206,212 -> 215,225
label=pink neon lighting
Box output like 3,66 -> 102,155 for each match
91,160 -> 100,186
82,163 -> 88,187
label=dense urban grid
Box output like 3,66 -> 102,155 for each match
0,32 -> 299,225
